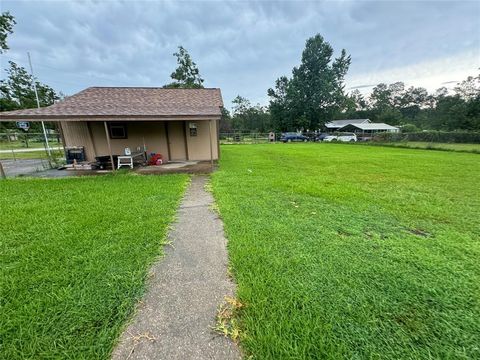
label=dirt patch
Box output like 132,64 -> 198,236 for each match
136,161 -> 216,175
407,228 -> 431,237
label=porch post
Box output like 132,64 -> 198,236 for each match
164,122 -> 171,161
209,119 -> 214,168
103,121 -> 115,171
183,121 -> 189,160
87,121 -> 98,160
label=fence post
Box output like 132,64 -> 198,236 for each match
0,161 -> 6,179
5,130 -> 16,161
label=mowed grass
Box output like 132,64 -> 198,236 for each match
0,149 -> 64,160
211,144 -> 480,359
1,174 -> 188,359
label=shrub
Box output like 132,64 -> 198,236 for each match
400,124 -> 420,133
373,131 -> 480,143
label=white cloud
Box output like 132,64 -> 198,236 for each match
347,49 -> 479,93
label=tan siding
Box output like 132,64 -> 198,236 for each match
89,121 -> 170,160
62,119 -> 219,163
60,121 -> 96,161
167,122 -> 187,161
185,120 -> 219,160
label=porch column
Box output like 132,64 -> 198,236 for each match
209,119 -> 214,168
183,121 -> 189,160
164,122 -> 171,161
103,121 -> 115,171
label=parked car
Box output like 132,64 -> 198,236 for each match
280,133 -> 309,142
314,133 -> 329,142
323,133 -> 357,142
323,135 -> 338,142
337,133 -> 357,142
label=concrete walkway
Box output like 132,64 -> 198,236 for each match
112,176 -> 240,360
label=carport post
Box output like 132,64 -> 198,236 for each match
209,120 -> 214,169
103,121 -> 115,171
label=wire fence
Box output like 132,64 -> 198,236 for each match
0,131 -> 64,161
220,132 -> 283,144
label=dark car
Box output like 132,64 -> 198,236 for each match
314,133 -> 329,142
280,132 -> 309,143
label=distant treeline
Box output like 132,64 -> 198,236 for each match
222,34 -> 479,134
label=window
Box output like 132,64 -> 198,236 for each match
108,123 -> 127,139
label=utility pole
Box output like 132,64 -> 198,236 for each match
28,52 -> 51,157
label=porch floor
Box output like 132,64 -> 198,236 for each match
136,160 -> 215,174
19,160 -> 215,178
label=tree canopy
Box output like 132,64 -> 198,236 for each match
164,46 -> 204,89
0,12 -> 59,131
0,12 -> 16,53
220,96 -> 271,133
342,74 -> 480,131
1,62 -> 58,112
268,34 -> 351,131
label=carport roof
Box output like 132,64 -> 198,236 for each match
0,87 -> 224,121
325,119 -> 370,128
340,123 -> 399,130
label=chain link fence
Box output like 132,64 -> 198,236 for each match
0,131 -> 64,162
220,132 -> 283,144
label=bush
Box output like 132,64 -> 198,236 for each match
400,124 -> 420,133
373,131 -> 480,143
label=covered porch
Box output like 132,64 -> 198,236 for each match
60,119 -> 219,169
0,87 -> 224,173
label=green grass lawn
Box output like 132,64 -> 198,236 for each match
0,140 -> 62,150
1,174 -> 188,359
0,149 -> 64,160
211,144 -> 480,359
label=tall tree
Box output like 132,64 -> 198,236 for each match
219,107 -> 233,132
290,35 -> 351,129
368,83 -> 404,125
164,46 -> 204,88
268,34 -> 351,131
1,61 -> 58,111
0,11 -> 16,53
454,74 -> 480,100
231,95 -> 271,132
268,76 -> 295,131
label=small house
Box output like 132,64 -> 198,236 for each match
0,87 -> 223,165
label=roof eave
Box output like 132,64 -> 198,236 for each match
0,114 -> 222,122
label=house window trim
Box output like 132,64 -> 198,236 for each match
108,122 -> 128,139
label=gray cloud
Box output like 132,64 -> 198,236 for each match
2,0 -> 479,108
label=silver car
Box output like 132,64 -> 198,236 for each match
323,133 -> 357,142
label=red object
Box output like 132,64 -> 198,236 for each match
148,153 -> 163,166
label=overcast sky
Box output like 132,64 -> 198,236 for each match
1,0 -> 479,109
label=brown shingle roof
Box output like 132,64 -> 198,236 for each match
0,87 -> 224,121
